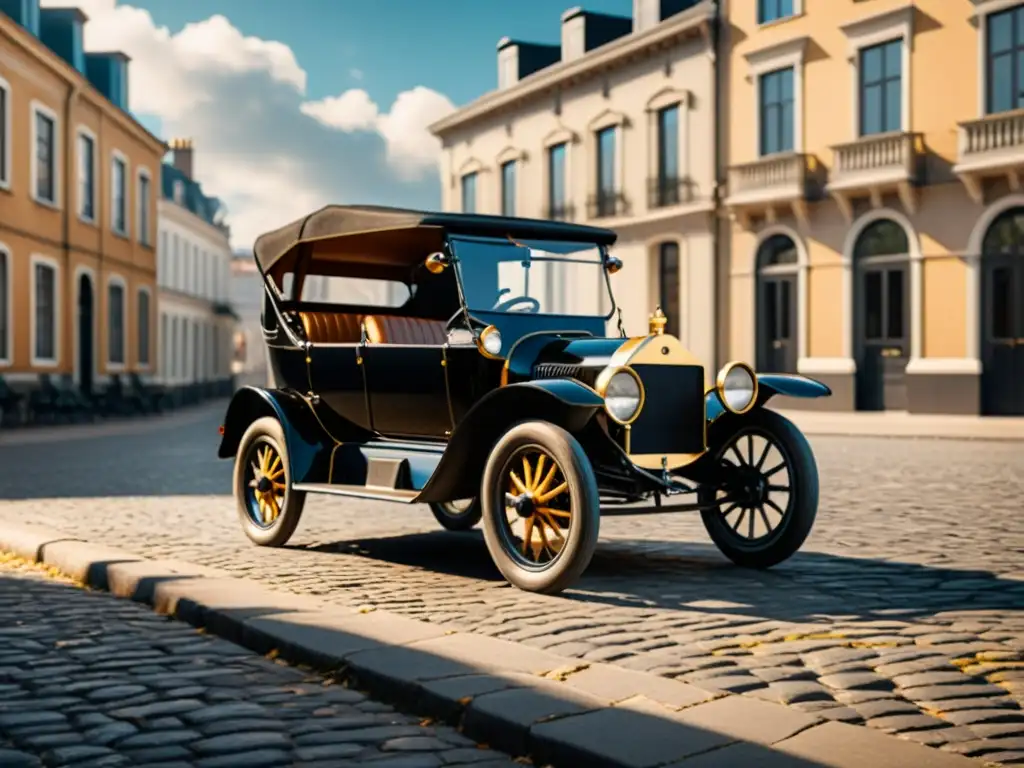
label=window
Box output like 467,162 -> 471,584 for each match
595,126 -> 617,217
548,143 -> 567,219
859,40 -> 903,136
159,231 -> 168,286
172,234 -> 180,290
138,289 -> 150,366
987,5 -> 1024,114
758,0 -> 794,24
112,155 -> 127,235
77,130 -> 96,221
33,260 -> 57,364
0,248 -> 8,363
461,172 -> 477,213
33,106 -> 57,204
658,242 -> 680,338
501,161 -> 516,216
138,171 -> 151,245
161,313 -> 169,378
759,67 -> 794,156
107,280 -> 125,366
173,179 -> 185,205
655,105 -> 680,206
0,78 -> 9,189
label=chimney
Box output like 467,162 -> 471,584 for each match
560,7 -> 632,62
496,37 -> 560,89
633,0 -> 699,33
170,138 -> 194,180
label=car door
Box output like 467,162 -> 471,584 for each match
302,311 -> 373,432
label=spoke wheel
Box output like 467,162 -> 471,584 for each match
233,417 -> 306,547
699,409 -> 818,569
428,497 -> 482,531
481,421 -> 599,594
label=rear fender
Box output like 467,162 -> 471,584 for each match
415,379 -> 604,503
217,386 -> 330,483
705,373 -> 831,423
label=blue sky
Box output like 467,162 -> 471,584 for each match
127,0 -> 633,138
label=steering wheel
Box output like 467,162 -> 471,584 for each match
493,295 -> 541,313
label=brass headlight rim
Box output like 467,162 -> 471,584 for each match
475,324 -> 504,360
596,364 -> 646,426
715,360 -> 759,415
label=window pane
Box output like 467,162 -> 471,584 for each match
855,220 -> 909,258
0,254 -> 6,360
779,279 -> 791,340
109,285 -> 124,364
886,269 -> 904,339
862,46 -> 882,83
0,87 -> 6,182
501,161 -> 515,216
780,100 -> 794,152
761,71 -> 779,103
865,271 -> 883,340
461,172 -> 476,214
991,267 -> 1012,339
659,242 -> 680,338
657,106 -> 678,180
884,76 -> 902,132
990,11 -> 1013,54
548,144 -> 566,214
35,264 -> 55,360
990,53 -> 1014,113
862,83 -> 882,135
138,292 -> 150,365
764,282 -> 778,342
778,67 -> 793,100
597,126 -> 616,194
883,40 -> 903,79
36,114 -> 54,201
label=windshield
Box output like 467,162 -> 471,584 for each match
450,236 -> 614,318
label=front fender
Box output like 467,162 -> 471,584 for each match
415,379 -> 604,503
217,386 -> 329,483
705,373 -> 831,422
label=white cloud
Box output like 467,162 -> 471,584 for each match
46,0 -> 457,248
349,68 -> 364,81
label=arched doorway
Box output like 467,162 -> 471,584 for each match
77,273 -> 94,395
853,219 -> 909,411
756,235 -> 798,373
981,207 -> 1024,415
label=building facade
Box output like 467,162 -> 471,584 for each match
430,0 -> 720,381
0,0 -> 164,394
156,140 -> 235,403
723,0 -> 1024,415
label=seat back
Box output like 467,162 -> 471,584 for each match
364,315 -> 448,345
298,312 -> 365,344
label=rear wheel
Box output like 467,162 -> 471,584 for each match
481,421 -> 600,594
234,416 -> 306,547
699,409 -> 818,568
428,498 -> 482,531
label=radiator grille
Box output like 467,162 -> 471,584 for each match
531,362 -> 599,388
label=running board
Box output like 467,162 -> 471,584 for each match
291,483 -> 420,503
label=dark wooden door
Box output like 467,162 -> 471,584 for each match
758,274 -> 797,373
363,345 -> 452,439
982,257 -> 1024,415
856,262 -> 909,411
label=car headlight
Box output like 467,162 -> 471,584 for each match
602,367 -> 644,425
716,362 -> 758,414
477,325 -> 502,358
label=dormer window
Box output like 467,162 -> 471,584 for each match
173,179 -> 185,205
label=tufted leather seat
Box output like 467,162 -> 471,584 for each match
364,315 -> 448,346
298,312 -> 365,344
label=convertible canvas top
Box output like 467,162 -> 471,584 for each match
252,204 -> 618,273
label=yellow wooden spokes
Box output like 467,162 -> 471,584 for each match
252,443 -> 285,526
509,450 -> 570,563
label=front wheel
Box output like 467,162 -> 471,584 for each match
698,408 -> 818,569
481,421 -> 600,594
428,498 -> 482,531
234,416 -> 307,547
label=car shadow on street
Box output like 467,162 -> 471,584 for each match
303,530 -> 1023,626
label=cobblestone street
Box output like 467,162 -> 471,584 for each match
1,400 -> 1023,764
0,553 -> 516,768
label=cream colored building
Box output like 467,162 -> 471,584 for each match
156,140 -> 235,403
430,0 -> 720,381
723,0 -> 1024,415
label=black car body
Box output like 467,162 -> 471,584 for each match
218,205 -> 831,593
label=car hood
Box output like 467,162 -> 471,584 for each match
504,333 -> 631,388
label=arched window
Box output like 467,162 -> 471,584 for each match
853,219 -> 909,260
982,208 -> 1024,256
657,241 -> 680,337
757,235 -> 798,268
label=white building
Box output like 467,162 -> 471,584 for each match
429,0 -> 720,381
157,140 -> 235,403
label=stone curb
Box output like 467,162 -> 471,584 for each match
0,521 -> 984,768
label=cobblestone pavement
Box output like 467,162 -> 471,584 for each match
0,552 -> 518,768
1,401 -> 1023,764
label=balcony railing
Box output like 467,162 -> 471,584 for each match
544,203 -> 576,222
586,191 -> 628,219
647,176 -> 693,208
829,131 -> 923,188
957,109 -> 1024,170
726,153 -> 812,203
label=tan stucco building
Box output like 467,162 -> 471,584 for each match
0,2 -> 165,395
430,0 -> 721,382
723,0 -> 1024,415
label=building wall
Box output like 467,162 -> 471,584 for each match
435,6 -> 721,380
0,12 -> 162,392
723,0 -> 1024,415
156,198 -> 233,393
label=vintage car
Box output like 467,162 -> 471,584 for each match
217,205 -> 831,594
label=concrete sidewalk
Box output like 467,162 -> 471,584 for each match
776,408 -> 1024,441
0,522 -> 988,768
